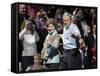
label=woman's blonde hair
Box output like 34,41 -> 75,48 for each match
47,18 -> 57,29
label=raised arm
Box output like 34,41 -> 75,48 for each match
19,28 -> 26,40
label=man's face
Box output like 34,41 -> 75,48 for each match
63,16 -> 72,26
19,4 -> 27,15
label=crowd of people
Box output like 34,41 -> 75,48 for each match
18,4 -> 97,72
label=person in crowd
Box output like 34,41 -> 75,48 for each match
91,42 -> 96,68
27,5 -> 40,22
71,15 -> 84,38
61,12 -> 82,69
90,9 -> 97,27
46,6 -> 57,18
18,4 -> 29,71
92,25 -> 96,42
26,53 -> 47,71
79,38 -> 88,68
18,4 -> 29,32
83,25 -> 95,68
19,21 -> 39,71
55,21 -> 63,34
35,9 -> 48,53
55,8 -> 64,23
41,19 -> 60,69
90,24 -> 96,68
35,8 -> 48,29
73,8 -> 89,38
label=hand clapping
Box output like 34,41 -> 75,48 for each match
47,35 -> 53,45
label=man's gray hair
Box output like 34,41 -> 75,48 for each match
62,11 -> 72,19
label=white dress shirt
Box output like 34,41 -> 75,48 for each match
62,23 -> 81,49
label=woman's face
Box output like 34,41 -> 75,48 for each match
34,56 -> 41,64
47,23 -> 55,33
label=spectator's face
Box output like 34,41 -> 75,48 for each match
90,9 -> 96,15
63,16 -> 72,26
79,38 -> 85,48
19,4 -> 27,15
34,56 -> 41,64
47,23 -> 55,33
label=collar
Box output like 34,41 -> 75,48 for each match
64,23 -> 72,30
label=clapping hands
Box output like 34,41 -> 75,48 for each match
47,35 -> 53,46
